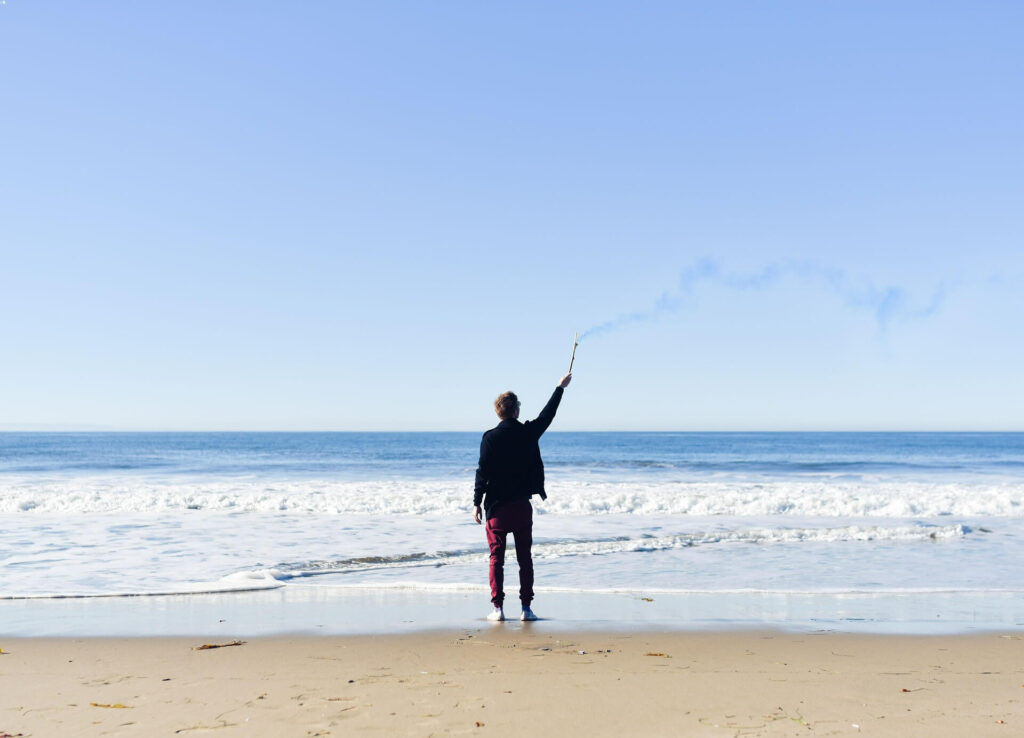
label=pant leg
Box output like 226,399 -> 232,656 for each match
511,500 -> 534,606
513,520 -> 534,606
485,517 -> 508,606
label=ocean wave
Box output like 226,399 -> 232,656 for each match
0,477 -> 1021,517
0,570 -> 283,600
265,524 -> 968,580
0,523 -> 978,600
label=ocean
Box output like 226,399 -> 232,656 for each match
1,432 -> 1022,616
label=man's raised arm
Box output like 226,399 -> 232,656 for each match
528,373 -> 572,438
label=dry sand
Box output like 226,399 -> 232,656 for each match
1,628 -> 1022,737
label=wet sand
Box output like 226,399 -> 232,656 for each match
1,629 -> 1022,736
4,585 -> 1022,638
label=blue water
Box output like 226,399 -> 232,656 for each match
2,431 -> 1022,481
1,432 -> 1022,635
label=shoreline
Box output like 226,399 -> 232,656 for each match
2,585 -> 1022,638
2,630 -> 1022,736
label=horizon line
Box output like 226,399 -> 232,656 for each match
1,427 -> 1022,434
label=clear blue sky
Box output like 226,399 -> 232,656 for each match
2,2 -> 1022,431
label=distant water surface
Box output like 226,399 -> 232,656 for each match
3,431 -> 1023,481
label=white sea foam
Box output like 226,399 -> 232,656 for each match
267,524 -> 968,580
0,514 -> 975,600
0,477 -> 1022,517
0,570 -> 283,600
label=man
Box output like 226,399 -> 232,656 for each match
473,372 -> 572,622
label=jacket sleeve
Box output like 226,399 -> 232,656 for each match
527,386 -> 564,438
473,433 -> 490,506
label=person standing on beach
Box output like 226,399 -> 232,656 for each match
473,372 -> 572,622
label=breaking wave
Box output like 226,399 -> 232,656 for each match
1,477 -> 1021,517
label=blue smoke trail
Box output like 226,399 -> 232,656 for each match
580,259 -> 946,341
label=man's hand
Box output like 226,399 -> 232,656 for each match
473,505 -> 483,525
559,372 -> 572,389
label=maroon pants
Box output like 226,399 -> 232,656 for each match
485,498 -> 534,607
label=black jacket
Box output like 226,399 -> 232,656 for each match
473,386 -> 564,520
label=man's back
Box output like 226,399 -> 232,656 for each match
479,419 -> 537,498
474,385 -> 564,519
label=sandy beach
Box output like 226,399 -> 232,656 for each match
2,628 -> 1022,737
